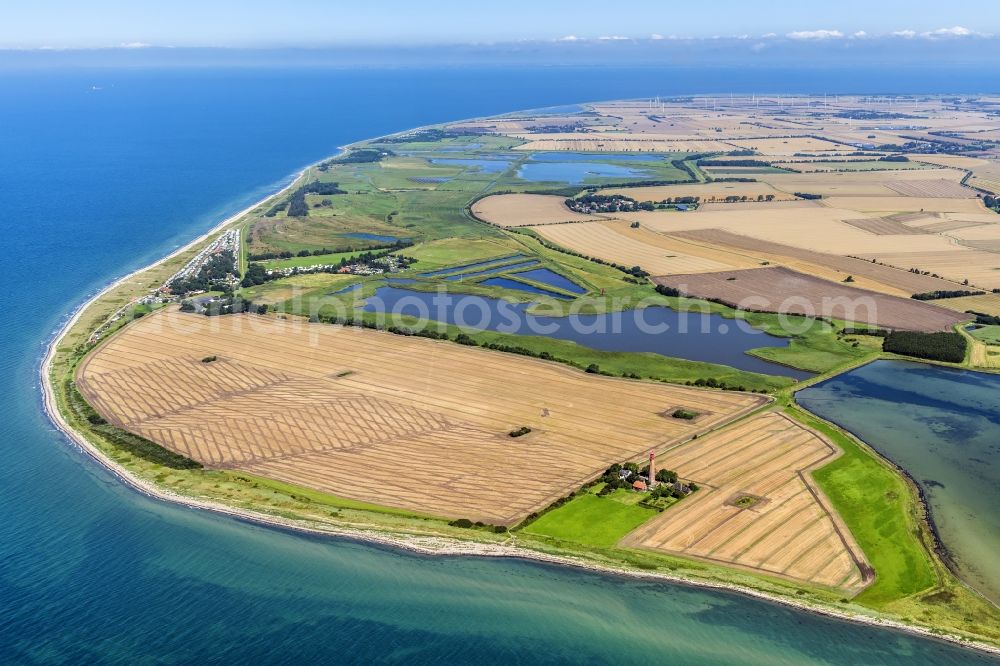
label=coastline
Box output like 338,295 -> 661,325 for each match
38,157 -> 1000,659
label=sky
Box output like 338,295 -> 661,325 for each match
3,0 -> 1000,49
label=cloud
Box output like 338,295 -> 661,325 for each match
649,33 -> 664,40
761,32 -> 777,38
786,29 -> 844,40
851,31 -> 868,39
891,29 -> 917,38
556,35 -> 580,42
597,35 -> 629,41
921,26 -> 974,38
119,41 -> 152,49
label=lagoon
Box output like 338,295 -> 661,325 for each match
362,287 -> 812,378
797,360 -> 1000,606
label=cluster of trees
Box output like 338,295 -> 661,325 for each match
698,159 -> 771,168
911,289 -> 984,301
169,250 -> 238,296
286,181 -> 347,217
241,247 -> 416,288
240,263 -> 271,288
655,284 -> 685,298
794,192 -> 823,200
878,155 -> 911,162
841,327 -> 889,337
377,128 -> 472,143
201,296 -> 269,317
974,312 -> 1000,326
448,518 -> 507,533
883,331 -> 966,363
508,426 -> 532,438
983,194 -> 999,211
595,463 -> 692,499
565,194 -> 655,213
248,239 -> 411,262
317,149 -> 391,170
833,110 -> 917,120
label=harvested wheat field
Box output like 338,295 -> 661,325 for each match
821,196 -> 986,214
932,293 -> 1000,318
530,221 -> 756,275
600,182 -> 796,203
621,412 -> 871,594
653,267 -> 968,331
471,194 -> 602,227
698,200 -> 821,212
725,137 -> 855,155
760,168 -> 965,197
883,179 -> 975,198
77,309 -> 766,525
852,248 -> 1000,291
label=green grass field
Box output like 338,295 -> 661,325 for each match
521,492 -> 656,547
788,406 -> 936,605
968,324 -> 1000,345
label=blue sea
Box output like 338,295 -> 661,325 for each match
0,66 -> 996,664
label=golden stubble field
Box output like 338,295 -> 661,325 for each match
471,193 -> 602,226
77,309 -> 767,525
621,412 -> 871,594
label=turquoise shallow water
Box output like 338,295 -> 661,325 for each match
797,360 -> 1000,607
0,68 -> 996,663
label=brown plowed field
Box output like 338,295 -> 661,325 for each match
77,309 -> 766,525
620,412 -> 871,594
652,267 -> 968,331
669,229 -> 964,295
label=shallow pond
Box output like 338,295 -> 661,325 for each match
430,158 -> 512,173
478,276 -> 572,299
444,260 -> 540,281
797,360 -> 1000,605
529,151 -> 666,163
518,160 -> 650,184
361,287 -> 811,379
511,267 -> 587,294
